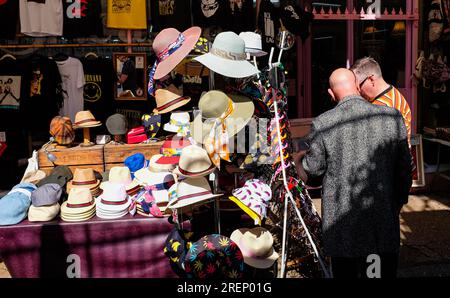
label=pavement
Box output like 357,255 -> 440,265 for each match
1,192 -> 449,278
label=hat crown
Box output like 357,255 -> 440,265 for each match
106,113 -> 127,134
32,183 -> 62,205
72,168 -> 96,183
240,228 -> 274,257
170,112 -> 190,123
108,166 -> 132,184
177,177 -> 212,198
100,183 -> 127,202
135,168 -> 174,186
155,85 -> 182,106
178,145 -> 213,174
50,116 -> 75,144
239,32 -> 263,51
153,28 -> 183,57
212,32 -> 245,55
67,187 -> 93,205
198,90 -> 230,118
74,110 -> 96,123
124,153 -> 146,171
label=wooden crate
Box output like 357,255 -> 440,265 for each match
38,144 -> 104,174
104,141 -> 163,171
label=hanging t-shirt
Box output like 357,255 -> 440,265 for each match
80,57 -> 115,125
106,0 -> 147,29
21,55 -> 63,132
56,57 -> 85,122
279,1 -> 313,42
257,0 -> 280,51
150,0 -> 192,32
63,0 -> 103,38
19,0 -> 63,37
192,0 -> 227,28
0,0 -> 19,39
224,0 -> 255,33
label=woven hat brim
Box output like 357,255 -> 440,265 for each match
173,165 -> 215,178
73,121 -> 102,129
194,53 -> 260,78
155,97 -> 191,114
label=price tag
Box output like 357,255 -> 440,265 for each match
209,172 -> 216,182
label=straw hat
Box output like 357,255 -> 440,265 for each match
60,188 -> 96,221
149,154 -> 176,173
66,168 -> 101,195
152,27 -> 202,80
73,110 -> 102,129
230,227 -> 279,269
163,112 -> 191,136
95,183 -> 130,219
100,166 -> 140,195
153,85 -> 191,114
194,31 -> 260,78
166,177 -> 222,212
28,203 -> 60,222
49,116 -> 75,145
173,145 -> 216,178
190,91 -> 254,144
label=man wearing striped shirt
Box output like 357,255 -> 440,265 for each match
351,57 -> 412,146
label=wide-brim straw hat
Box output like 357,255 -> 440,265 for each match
73,110 -> 102,129
193,31 -> 259,78
153,27 -> 202,80
173,145 -> 216,178
154,85 -> 191,114
190,91 -> 254,144
230,227 -> 279,269
28,203 -> 60,222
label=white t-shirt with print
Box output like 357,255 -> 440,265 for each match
19,0 -> 63,37
56,57 -> 85,122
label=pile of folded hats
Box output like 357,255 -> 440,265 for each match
60,188 -> 96,222
28,183 -> 62,222
96,183 -> 131,219
66,168 -> 102,198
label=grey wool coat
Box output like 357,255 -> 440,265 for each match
302,95 -> 412,258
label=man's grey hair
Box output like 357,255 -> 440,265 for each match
350,57 -> 383,83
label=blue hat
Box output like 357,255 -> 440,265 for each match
0,183 -> 37,226
124,153 -> 149,179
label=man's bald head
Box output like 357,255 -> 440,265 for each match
328,68 -> 360,102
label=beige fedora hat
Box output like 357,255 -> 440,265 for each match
60,187 -> 96,219
73,110 -> 102,129
173,145 -> 216,178
153,85 -> 191,114
166,177 -> 222,212
28,203 -> 60,222
66,168 -> 101,193
230,227 -> 279,269
149,154 -> 176,172
190,91 -> 254,144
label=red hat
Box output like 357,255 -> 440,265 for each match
155,136 -> 191,165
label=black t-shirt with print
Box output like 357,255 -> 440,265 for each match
80,57 -> 115,127
257,0 -> 280,51
150,0 -> 192,32
192,0 -> 227,29
0,0 -> 19,39
63,0 -> 103,38
223,0 -> 255,33
279,0 -> 313,42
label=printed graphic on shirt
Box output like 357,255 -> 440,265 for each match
264,12 -> 275,44
159,0 -> 174,15
0,76 -> 20,107
112,0 -> 130,13
30,70 -> 43,97
83,74 -> 102,103
66,0 -> 88,19
201,0 -> 219,18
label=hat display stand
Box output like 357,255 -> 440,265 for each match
80,127 -> 95,147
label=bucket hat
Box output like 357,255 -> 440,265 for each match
31,183 -> 62,207
173,145 -> 216,178
141,113 -> 162,138
164,112 -> 191,136
73,110 -> 102,129
124,153 -> 149,179
28,203 -> 60,222
50,116 -> 75,145
229,179 -> 272,225
153,85 -> 191,114
60,187 -> 96,221
0,183 -> 36,225
238,32 -> 267,57
106,113 -> 128,135
184,234 -> 244,279
194,31 -> 259,78
148,27 -> 202,95
230,227 -> 279,269
164,227 -> 194,273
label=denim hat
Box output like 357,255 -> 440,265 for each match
124,153 -> 149,179
31,183 -> 62,207
0,183 -> 37,226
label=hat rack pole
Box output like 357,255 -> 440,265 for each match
81,127 -> 94,147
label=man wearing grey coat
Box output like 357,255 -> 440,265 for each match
296,69 -> 412,278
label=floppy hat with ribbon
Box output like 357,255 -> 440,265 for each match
0,183 -> 36,226
50,116 -> 75,145
106,113 -> 128,135
96,183 -> 131,219
166,177 -> 222,212
184,234 -> 244,279
173,145 -> 216,178
229,179 -> 272,225
155,135 -> 191,165
238,32 -> 268,57
60,188 -> 96,221
148,27 -> 202,95
31,183 -> 62,207
194,31 -> 260,78
124,153 -> 149,179
73,110 -> 102,129
164,112 -> 191,137
230,227 -> 279,269
153,85 -> 191,114
28,203 -> 60,222
66,168 -> 101,197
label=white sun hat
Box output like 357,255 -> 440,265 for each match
238,31 -> 268,57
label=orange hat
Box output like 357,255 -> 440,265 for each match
49,116 -> 75,145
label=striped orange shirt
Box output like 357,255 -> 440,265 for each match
372,86 -> 412,144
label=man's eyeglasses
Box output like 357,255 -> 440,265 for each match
359,75 -> 373,88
